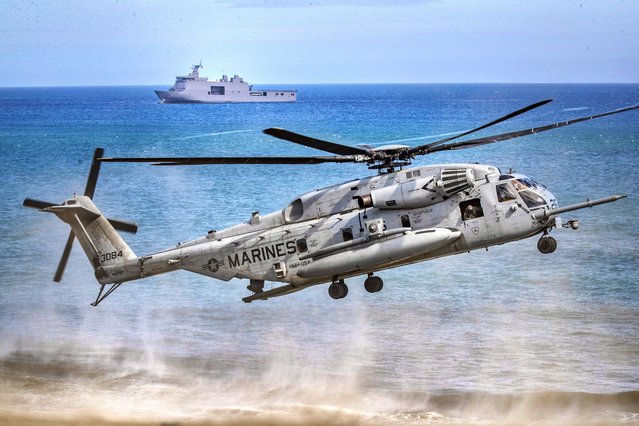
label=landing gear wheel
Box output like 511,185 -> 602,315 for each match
537,236 -> 557,254
364,275 -> 384,293
328,280 -> 348,299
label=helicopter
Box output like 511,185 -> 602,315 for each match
23,99 -> 637,306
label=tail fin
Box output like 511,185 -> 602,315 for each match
45,196 -> 137,282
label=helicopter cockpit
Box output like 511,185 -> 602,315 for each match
496,173 -> 557,211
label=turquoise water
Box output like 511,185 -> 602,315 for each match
1,84 -> 638,424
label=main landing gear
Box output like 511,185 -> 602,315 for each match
328,274 -> 384,300
328,279 -> 348,299
364,274 -> 383,293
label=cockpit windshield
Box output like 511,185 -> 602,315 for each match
496,176 -> 548,209
512,178 -> 537,191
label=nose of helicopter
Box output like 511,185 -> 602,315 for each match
539,187 -> 558,210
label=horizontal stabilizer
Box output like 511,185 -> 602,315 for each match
44,202 -> 100,224
25,198 -> 138,233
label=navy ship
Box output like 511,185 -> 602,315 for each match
155,63 -> 297,103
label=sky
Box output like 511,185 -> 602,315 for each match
0,0 -> 637,86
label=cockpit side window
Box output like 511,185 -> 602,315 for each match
496,183 -> 517,202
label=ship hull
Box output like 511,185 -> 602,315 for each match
155,89 -> 297,104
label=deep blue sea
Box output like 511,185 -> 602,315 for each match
1,84 -> 638,425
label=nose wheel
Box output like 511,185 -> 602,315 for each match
537,235 -> 557,254
328,279 -> 348,299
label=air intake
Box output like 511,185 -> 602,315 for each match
437,168 -> 473,196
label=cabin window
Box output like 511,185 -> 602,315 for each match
496,183 -> 517,202
460,199 -> 484,221
210,86 -> 225,95
400,214 -> 411,228
296,238 -> 308,253
341,227 -> 353,242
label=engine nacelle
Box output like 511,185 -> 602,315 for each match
357,168 -> 475,210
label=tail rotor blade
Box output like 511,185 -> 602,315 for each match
54,232 -> 75,282
107,218 -> 139,233
25,148 -> 139,282
23,198 -> 56,210
84,148 -> 104,199
54,147 -> 103,282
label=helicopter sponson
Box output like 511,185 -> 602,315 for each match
24,100 -> 636,305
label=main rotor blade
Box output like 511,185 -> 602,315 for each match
99,156 -> 358,165
409,99 -> 553,155
424,104 -> 639,154
263,128 -> 371,156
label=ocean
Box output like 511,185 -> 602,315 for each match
0,84 -> 638,425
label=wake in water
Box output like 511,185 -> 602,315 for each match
173,129 -> 256,140
562,106 -> 590,111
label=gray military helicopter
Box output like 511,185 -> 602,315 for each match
24,100 -> 637,306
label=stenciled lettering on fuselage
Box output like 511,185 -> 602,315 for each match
228,240 -> 296,268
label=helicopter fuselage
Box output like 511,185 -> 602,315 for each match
84,162 -> 561,301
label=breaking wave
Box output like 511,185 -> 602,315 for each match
1,345 -> 637,425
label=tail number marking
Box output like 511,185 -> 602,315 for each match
100,251 -> 123,263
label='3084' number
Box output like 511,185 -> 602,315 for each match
100,251 -> 123,262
